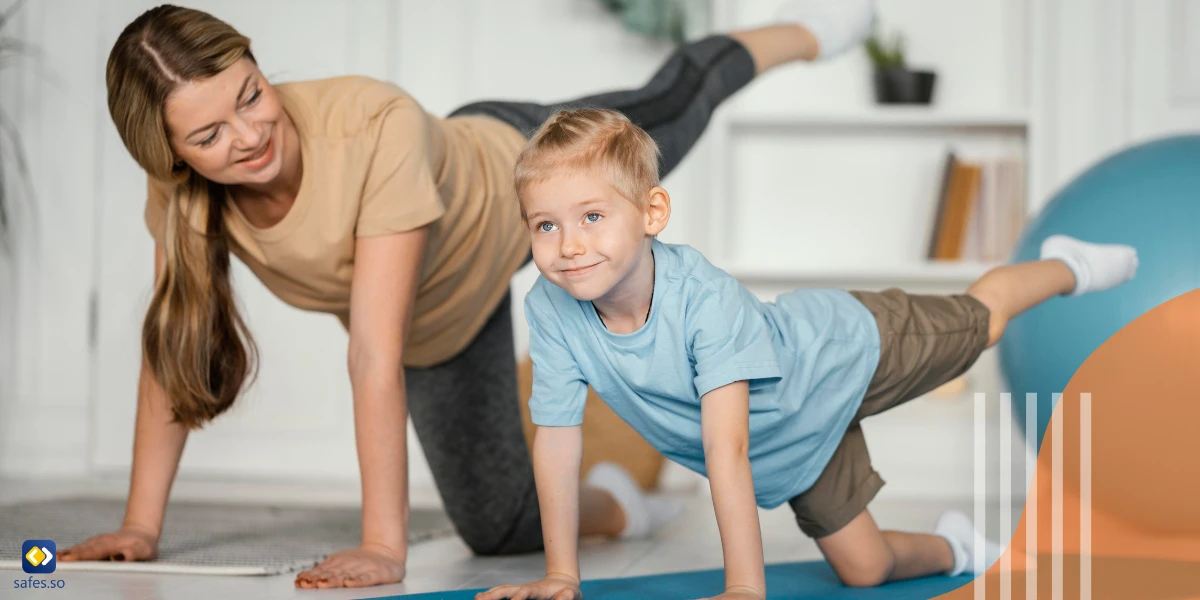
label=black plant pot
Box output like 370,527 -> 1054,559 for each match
873,68 -> 937,105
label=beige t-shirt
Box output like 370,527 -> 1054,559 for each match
145,76 -> 530,367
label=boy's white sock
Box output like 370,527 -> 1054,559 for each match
774,0 -> 877,61
935,510 -> 1004,576
586,462 -> 683,539
1039,234 -> 1139,296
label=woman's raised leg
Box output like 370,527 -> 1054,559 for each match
450,1 -> 877,176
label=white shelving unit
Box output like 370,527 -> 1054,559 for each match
703,0 -> 1036,284
720,259 -> 1001,285
704,106 -> 1031,277
727,109 -> 1029,132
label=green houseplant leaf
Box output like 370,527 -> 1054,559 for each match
864,27 -> 906,70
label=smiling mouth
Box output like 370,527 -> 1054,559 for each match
239,139 -> 271,163
561,263 -> 600,276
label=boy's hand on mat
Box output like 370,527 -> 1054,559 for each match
699,586 -> 766,600
474,574 -> 583,600
293,543 -> 406,589
59,526 -> 159,562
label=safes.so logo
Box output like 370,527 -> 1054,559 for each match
22,540 -> 56,574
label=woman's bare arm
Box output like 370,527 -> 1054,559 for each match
347,227 -> 428,555
62,244 -> 188,561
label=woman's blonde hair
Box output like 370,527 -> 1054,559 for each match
107,5 -> 257,429
514,108 -> 661,215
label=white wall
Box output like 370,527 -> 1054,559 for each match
0,0 -> 689,503
1,0 -> 108,475
2,0 -> 1196,508
87,0 -> 413,490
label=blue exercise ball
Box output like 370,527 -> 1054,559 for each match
999,134 -> 1200,452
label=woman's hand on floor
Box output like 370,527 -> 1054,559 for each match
474,574 -> 583,600
293,543 -> 406,588
59,526 -> 159,562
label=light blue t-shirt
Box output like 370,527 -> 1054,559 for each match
525,240 -> 882,508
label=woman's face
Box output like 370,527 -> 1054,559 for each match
164,57 -> 289,187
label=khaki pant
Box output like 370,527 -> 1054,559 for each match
788,289 -> 992,539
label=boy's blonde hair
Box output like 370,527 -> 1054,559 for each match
514,108 -> 661,216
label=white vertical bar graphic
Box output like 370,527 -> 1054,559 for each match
1000,393 -> 1012,600
974,393 -> 987,600
1026,393 -> 1038,600
1080,393 -> 1092,600
1052,392 -> 1064,600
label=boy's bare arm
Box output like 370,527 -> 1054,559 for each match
475,425 -> 584,600
534,424 -> 584,581
702,381 -> 767,598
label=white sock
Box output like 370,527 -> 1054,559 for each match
775,0 -> 877,61
935,510 -> 1003,576
585,462 -> 683,540
1039,234 -> 1139,297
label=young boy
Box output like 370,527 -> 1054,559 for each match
477,109 -> 1138,600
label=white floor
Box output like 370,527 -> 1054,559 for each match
0,476 -> 1020,600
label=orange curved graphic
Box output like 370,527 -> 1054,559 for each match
937,288 -> 1200,599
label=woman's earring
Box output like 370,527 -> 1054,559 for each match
170,159 -> 189,182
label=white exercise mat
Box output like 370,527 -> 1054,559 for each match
0,497 -> 453,575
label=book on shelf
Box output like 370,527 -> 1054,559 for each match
927,151 -> 1027,262
925,152 -> 959,260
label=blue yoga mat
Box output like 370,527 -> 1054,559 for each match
372,561 -> 974,599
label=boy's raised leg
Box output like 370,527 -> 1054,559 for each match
966,235 -> 1138,347
965,260 -> 1076,347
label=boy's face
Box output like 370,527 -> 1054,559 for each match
522,170 -> 664,302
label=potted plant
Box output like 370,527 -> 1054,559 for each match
865,26 -> 937,105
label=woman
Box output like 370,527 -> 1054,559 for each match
59,1 -> 875,590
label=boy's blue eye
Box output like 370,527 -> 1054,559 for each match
585,212 -> 601,223
539,222 -> 557,233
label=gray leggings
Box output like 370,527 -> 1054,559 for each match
407,35 -> 756,555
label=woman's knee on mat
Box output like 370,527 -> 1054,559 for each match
453,499 -> 544,556
462,530 -> 542,557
